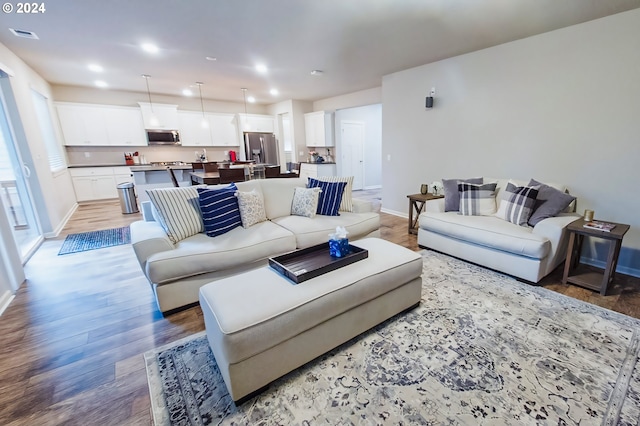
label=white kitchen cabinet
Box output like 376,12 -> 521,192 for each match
56,103 -> 147,146
178,111 -> 212,146
138,103 -> 179,130
104,108 -> 147,146
113,166 -> 133,185
237,114 -> 274,133
71,176 -> 116,201
179,111 -> 239,147
298,163 -> 337,180
57,104 -> 109,146
304,111 -> 334,147
69,167 -> 131,201
209,113 -> 239,146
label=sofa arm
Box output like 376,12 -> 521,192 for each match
352,198 -> 374,213
130,220 -> 174,271
532,213 -> 581,245
425,198 -> 445,213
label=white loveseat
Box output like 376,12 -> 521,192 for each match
131,178 -> 380,313
418,178 -> 579,283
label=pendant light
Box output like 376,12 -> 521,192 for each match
196,82 -> 208,128
241,88 -> 250,131
142,74 -> 159,127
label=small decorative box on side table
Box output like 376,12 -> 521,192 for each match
562,218 -> 630,295
407,193 -> 445,235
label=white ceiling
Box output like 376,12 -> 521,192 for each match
1,0 -> 639,104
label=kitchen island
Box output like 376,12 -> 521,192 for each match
131,165 -> 192,203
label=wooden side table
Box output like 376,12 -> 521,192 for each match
407,193 -> 444,235
562,218 -> 630,295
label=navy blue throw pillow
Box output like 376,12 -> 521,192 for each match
197,184 -> 242,237
307,178 -> 347,216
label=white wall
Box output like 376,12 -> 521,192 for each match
382,9 -> 640,275
335,104 -> 382,188
0,42 -> 76,237
313,87 -> 381,113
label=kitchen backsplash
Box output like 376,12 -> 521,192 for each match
65,146 -> 234,166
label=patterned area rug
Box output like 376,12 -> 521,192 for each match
58,226 -> 131,255
144,251 -> 640,425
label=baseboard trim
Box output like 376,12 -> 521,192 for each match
580,256 -> 640,279
363,185 -> 382,190
381,207 -> 408,218
0,291 -> 15,316
44,202 -> 78,238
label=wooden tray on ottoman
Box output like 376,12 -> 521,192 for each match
269,242 -> 368,284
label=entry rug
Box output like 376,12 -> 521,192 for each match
58,226 -> 130,255
145,251 -> 640,425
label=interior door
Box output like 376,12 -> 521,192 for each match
341,121 -> 365,190
0,73 -> 42,260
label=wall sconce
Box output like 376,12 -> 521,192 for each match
425,87 -> 435,109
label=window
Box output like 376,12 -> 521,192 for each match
31,89 -> 66,172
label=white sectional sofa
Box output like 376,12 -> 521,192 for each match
131,178 -> 380,313
418,177 -> 579,283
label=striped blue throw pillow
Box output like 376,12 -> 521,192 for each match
308,178 -> 347,216
197,184 -> 242,237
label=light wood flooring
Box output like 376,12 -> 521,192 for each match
1,199 -> 639,425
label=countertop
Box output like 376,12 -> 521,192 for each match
68,164 -> 130,168
129,165 -> 193,172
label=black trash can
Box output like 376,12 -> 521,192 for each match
117,182 -> 139,214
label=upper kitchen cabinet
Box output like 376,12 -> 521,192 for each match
56,103 -> 147,146
104,108 -> 146,146
304,111 -> 334,147
57,104 -> 108,146
209,113 -> 239,146
237,113 -> 274,133
138,103 -> 179,130
178,111 -> 212,146
178,112 -> 239,147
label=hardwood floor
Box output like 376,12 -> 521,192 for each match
1,199 -> 639,425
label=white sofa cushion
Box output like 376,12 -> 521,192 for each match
420,212 -> 551,259
146,220 -> 296,284
271,212 -> 380,249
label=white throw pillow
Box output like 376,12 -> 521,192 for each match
146,186 -> 204,243
236,189 -> 267,228
291,187 -> 322,218
316,176 -> 354,212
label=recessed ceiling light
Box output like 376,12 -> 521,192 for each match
88,64 -> 103,73
310,70 -> 324,76
141,43 -> 159,54
247,96 -> 256,103
270,88 -> 279,96
182,89 -> 193,96
205,56 -> 217,61
255,64 -> 268,74
94,80 -> 108,88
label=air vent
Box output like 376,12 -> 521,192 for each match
9,28 -> 39,39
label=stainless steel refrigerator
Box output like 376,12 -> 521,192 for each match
244,132 -> 279,165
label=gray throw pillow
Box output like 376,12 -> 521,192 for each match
527,179 -> 576,226
442,177 -> 483,212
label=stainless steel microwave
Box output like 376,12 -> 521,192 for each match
146,130 -> 181,145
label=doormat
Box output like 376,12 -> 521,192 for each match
58,226 -> 131,255
144,250 -> 640,425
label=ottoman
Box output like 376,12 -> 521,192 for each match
198,238 -> 423,402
